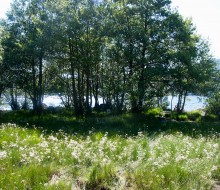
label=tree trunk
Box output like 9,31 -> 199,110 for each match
176,94 -> 182,113
37,52 -> 44,114
93,76 -> 99,109
69,39 -> 79,116
171,94 -> 174,111
0,85 -> 4,98
85,67 -> 91,115
181,91 -> 187,112
137,66 -> 145,112
119,66 -> 126,112
92,63 -> 100,110
31,58 -> 38,112
10,86 -> 19,110
77,68 -> 84,116
89,80 -> 93,108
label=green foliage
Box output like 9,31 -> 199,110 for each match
0,0 -> 217,115
187,110 -> 202,121
2,110 -> 220,137
87,163 -> 117,189
145,107 -> 163,118
163,111 -> 171,118
206,92 -> 220,115
202,114 -> 218,122
177,114 -> 188,121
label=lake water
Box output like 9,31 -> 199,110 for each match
0,95 -> 207,112
167,95 -> 207,111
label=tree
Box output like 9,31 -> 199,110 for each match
0,26 -> 6,98
45,0 -> 105,116
1,0 -> 216,115
2,0 -> 54,113
102,0 -> 176,112
165,15 -> 217,112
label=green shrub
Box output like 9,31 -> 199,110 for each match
187,111 -> 202,121
170,112 -> 177,120
163,111 -> 171,118
205,92 -> 220,115
145,107 -> 163,118
202,114 -> 218,122
177,114 -> 188,121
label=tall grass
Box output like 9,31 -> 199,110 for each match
0,123 -> 220,189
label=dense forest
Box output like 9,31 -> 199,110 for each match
0,0 -> 218,116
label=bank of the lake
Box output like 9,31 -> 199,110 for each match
0,95 -> 207,112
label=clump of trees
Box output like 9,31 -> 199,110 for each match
205,67 -> 220,115
0,0 -> 218,116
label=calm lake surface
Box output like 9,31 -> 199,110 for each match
0,95 -> 207,112
167,95 -> 207,111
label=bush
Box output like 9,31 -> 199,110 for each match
202,114 -> 218,122
177,114 -> 188,121
163,110 -> 171,118
187,111 -> 202,121
170,112 -> 177,120
145,107 -> 163,118
205,92 -> 220,115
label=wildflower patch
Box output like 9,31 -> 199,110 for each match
0,123 -> 219,189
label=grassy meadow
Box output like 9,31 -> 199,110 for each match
0,111 -> 220,189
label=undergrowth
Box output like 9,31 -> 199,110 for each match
0,123 -> 220,189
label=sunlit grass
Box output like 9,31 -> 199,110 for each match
0,123 -> 220,189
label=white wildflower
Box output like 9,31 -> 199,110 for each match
48,135 -> 58,142
39,141 -> 49,148
175,155 -> 186,162
0,151 -> 7,159
29,150 -> 35,157
9,142 -> 18,148
211,165 -> 218,171
213,143 -> 218,148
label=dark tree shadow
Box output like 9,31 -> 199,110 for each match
0,110 -> 220,138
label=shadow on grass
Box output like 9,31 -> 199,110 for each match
0,110 -> 220,138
